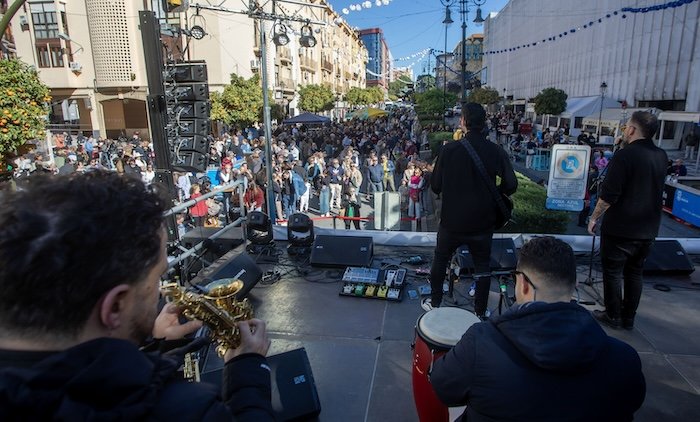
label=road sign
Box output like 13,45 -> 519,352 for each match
546,144 -> 591,211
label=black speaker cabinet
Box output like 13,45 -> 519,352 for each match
451,238 -> 518,274
643,240 -> 695,275
310,235 -> 373,268
190,245 -> 262,299
200,347 -> 321,421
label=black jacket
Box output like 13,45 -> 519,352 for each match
432,133 -> 517,233
600,139 -> 668,240
431,302 -> 645,422
0,338 -> 274,421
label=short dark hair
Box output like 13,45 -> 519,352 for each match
629,111 -> 659,139
461,102 -> 487,131
0,171 -> 168,338
518,236 -> 576,293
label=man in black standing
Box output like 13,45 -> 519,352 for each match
588,111 -> 668,329
423,103 -> 517,318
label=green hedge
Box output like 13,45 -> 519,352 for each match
499,173 -> 569,234
428,131 -> 453,159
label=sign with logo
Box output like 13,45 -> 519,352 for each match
672,188 -> 700,227
546,145 -> 591,211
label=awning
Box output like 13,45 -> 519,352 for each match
658,111 -> 700,124
557,96 -> 621,119
582,107 -> 661,127
282,112 -> 330,125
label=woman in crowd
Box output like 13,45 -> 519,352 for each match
407,166 -> 424,220
188,183 -> 208,227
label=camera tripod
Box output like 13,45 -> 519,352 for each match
577,234 -> 604,306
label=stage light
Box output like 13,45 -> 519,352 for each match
287,213 -> 314,255
299,24 -> 317,48
246,211 -> 274,254
273,23 -> 290,46
189,25 -> 206,40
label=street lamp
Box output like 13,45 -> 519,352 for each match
456,0 -> 486,106
441,1 -> 454,124
597,81 -> 608,140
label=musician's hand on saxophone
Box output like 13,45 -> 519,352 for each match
153,302 -> 204,340
224,318 -> 271,362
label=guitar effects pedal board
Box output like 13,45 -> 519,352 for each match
339,267 -> 407,302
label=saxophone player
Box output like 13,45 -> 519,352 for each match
0,171 -> 274,421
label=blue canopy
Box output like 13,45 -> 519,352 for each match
282,112 -> 330,125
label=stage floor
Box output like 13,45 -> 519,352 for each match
217,243 -> 700,421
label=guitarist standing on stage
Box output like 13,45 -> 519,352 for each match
423,103 -> 518,318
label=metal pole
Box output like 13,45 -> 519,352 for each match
259,19 -> 276,222
597,88 -> 605,140
461,0 -> 468,105
443,30 -> 449,125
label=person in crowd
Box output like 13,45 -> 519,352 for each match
407,166 -> 424,220
425,103 -> 518,316
380,153 -> 396,192
666,158 -> 688,177
340,186 -> 361,230
189,183 -> 208,227
328,158 -> 344,210
525,136 -> 537,169
682,130 -> 698,160
244,181 -> 265,213
317,167 -> 332,217
430,236 -> 645,421
142,164 -> 156,184
0,171 -> 274,420
280,167 -> 295,219
588,111 -> 668,330
367,155 -> 384,199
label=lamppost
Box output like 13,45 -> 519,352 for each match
456,0 -> 485,105
441,1 -> 454,124
597,81 -> 608,141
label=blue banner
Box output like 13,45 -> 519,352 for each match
672,188 -> 700,227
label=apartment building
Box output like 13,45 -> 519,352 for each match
8,0 -> 366,139
359,28 -> 391,91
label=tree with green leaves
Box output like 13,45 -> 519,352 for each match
388,77 -> 412,99
468,86 -> 500,105
534,87 -> 568,116
0,59 -> 51,165
298,84 -> 334,113
210,73 -> 263,127
416,74 -> 436,93
345,87 -> 383,106
415,88 -> 457,116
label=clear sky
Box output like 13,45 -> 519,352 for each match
332,0 -> 510,77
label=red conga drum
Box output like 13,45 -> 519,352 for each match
412,307 -> 480,422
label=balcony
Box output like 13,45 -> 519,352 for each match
321,59 -> 333,72
300,56 -> 317,72
278,47 -> 292,63
277,76 -> 296,93
344,71 -> 352,81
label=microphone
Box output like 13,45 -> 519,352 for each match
181,238 -> 214,288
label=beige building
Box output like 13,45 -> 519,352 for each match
8,0 -> 366,139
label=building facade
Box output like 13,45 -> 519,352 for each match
484,0 -> 700,114
8,0 -> 366,138
359,28 -> 391,90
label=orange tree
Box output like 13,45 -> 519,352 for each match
0,59 -> 50,166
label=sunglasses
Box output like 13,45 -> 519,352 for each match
512,270 -> 538,300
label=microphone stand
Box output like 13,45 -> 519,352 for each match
181,238 -> 214,291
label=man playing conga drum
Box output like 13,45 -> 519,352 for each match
430,237 -> 645,421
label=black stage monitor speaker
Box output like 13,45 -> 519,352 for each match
643,240 -> 695,275
182,227 -> 246,272
451,238 -> 518,274
200,347 -> 321,421
190,245 -> 262,299
310,235 -> 373,268
490,238 -> 518,270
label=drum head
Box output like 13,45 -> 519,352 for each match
417,307 -> 480,349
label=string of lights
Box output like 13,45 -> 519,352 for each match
341,0 -> 394,16
483,0 -> 698,56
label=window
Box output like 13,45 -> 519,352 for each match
30,2 -> 59,39
30,2 -> 66,68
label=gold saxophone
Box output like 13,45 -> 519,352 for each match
161,279 -> 254,358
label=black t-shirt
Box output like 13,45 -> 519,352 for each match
600,139 -> 668,240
